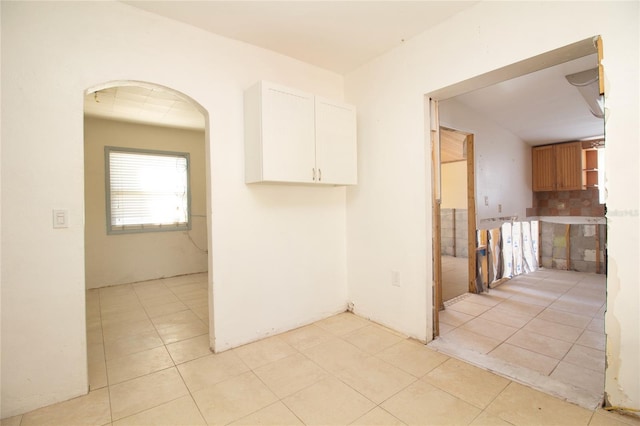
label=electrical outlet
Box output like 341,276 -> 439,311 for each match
484,196 -> 489,206
498,204 -> 502,213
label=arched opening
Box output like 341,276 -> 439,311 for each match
83,81 -> 213,391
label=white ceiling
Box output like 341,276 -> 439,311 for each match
87,1 -> 604,143
84,85 -> 205,130
451,54 -> 604,145
122,1 -> 478,74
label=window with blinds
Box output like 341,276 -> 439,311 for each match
105,147 -> 190,234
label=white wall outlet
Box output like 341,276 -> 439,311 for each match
484,196 -> 489,206
498,204 -> 502,213
391,270 -> 400,287
52,209 -> 69,228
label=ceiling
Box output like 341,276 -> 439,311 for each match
84,85 -> 205,130
86,2 -> 604,144
122,1 -> 478,74
451,54 -> 604,145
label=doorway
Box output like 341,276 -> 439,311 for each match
438,128 -> 476,305
427,37 -> 607,408
83,81 -> 213,390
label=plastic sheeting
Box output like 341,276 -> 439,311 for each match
483,220 -> 540,286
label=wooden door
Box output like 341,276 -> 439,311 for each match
532,145 -> 555,191
555,142 -> 583,191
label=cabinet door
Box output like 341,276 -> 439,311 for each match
555,142 -> 582,191
532,145 -> 555,191
261,83 -> 316,183
315,97 -> 357,185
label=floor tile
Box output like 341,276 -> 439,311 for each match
551,361 -> 604,394
104,329 -> 164,360
381,380 -> 481,425
280,324 -> 334,351
337,356 -> 416,404
460,317 -> 518,341
20,388 -> 111,426
102,318 -> 156,342
441,327 -> 502,354
344,324 -> 405,354
465,292 -> 507,307
230,401 -> 303,426
155,321 -> 208,344
489,343 -> 559,375
165,334 -> 211,364
469,411 -> 513,425
192,371 -> 278,425
283,377 -> 375,425
150,310 -> 203,330
447,300 -> 492,316
523,317 -> 583,343
106,346 -> 174,385
89,358 -> 108,390
143,301 -> 189,318
494,299 -> 545,317
233,336 -> 297,369
112,395 -> 205,426
351,407 -> 406,425
563,344 -> 605,373
0,415 -> 23,426
109,368 -> 188,421
506,329 -> 572,359
438,309 -> 474,327
577,330 -> 606,350
376,340 -> 449,377
438,322 -> 456,335
423,357 -> 510,409
177,350 -> 250,393
478,307 -> 532,328
253,353 -> 328,398
314,312 -> 370,336
301,337 -> 369,374
587,317 -> 605,333
537,308 -> 592,329
486,382 -> 593,425
589,408 -> 640,425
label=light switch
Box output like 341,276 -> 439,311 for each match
53,209 -> 69,228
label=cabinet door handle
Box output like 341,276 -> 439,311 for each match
318,169 -> 322,182
312,168 -> 316,181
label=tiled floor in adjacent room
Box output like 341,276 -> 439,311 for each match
430,268 -> 609,410
441,255 -> 469,302
2,272 -> 639,426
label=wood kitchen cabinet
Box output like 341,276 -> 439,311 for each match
532,142 -> 582,192
244,81 -> 357,185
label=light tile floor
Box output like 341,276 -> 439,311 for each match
3,272 -> 639,425
430,268 -> 609,410
441,255 -> 469,302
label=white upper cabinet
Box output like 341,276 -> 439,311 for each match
244,81 -> 357,185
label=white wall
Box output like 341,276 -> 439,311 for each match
441,161 -> 467,209
345,1 -> 638,409
439,99 -> 531,221
0,2 -> 348,417
84,117 -> 208,288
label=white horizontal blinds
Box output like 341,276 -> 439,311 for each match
109,150 -> 189,231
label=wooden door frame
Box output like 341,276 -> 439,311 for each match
431,120 -> 476,338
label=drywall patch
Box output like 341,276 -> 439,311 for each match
584,224 -> 596,237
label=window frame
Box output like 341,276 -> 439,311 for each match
105,146 -> 192,235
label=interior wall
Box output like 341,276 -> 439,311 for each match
441,161 -> 467,209
0,2 -> 348,417
84,116 -> 208,288
345,1 -> 638,409
439,98 -> 531,221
